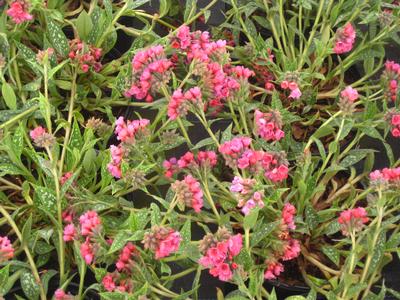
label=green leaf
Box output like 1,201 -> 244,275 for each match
184,0 -> 196,22
250,221 -> 278,246
21,271 -> 40,300
159,0 -> 171,17
0,163 -> 24,176
150,203 -> 160,226
0,265 -> 9,292
321,246 -> 340,266
21,214 -> 32,247
99,292 -> 127,300
305,204 -> 319,230
244,208 -> 259,230
76,10 -> 93,41
285,297 -> 307,300
12,124 -> 24,158
46,17 -> 69,56
108,231 -> 130,254
339,149 -> 370,168
180,219 -> 191,246
33,185 -> 58,214
313,125 -> 335,139
2,82 -> 17,109
41,270 -> 57,295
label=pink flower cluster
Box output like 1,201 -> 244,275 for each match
254,109 -> 284,142
199,234 -> 242,282
334,23 -> 356,54
29,126 -> 46,141
68,39 -> 102,72
281,80 -> 302,99
338,86 -> 359,113
219,138 -> 289,182
172,175 -> 204,212
143,226 -> 181,259
281,203 -> 296,231
163,150 -> 217,177
218,137 -> 252,168
7,1 -> 33,24
80,237 -> 95,264
63,224 -> 76,242
102,272 -> 133,293
108,145 -> 123,178
54,289 -> 74,300
116,242 -> 136,273
382,60 -> 400,102
107,117 -> 150,178
172,25 -> 227,62
125,45 -> 172,102
115,116 -> 150,143
230,176 -> 264,215
60,172 -> 73,185
204,62 -> 241,112
338,207 -> 369,236
340,86 -> 359,102
80,211 -> 101,236
0,236 -> 14,262
370,167 -> 400,185
390,113 -> 400,137
264,204 -> 300,280
168,87 -> 202,120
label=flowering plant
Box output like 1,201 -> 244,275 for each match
0,0 -> 399,299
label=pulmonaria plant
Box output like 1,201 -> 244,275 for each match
198,228 -> 243,282
333,23 -> 356,54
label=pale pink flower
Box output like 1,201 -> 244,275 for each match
340,86 -> 359,102
29,126 -> 46,140
0,236 -> 14,262
289,88 -> 302,99
334,23 -> 356,54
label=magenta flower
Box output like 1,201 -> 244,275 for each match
167,87 -> 202,120
80,237 -> 95,264
281,203 -> 296,230
230,176 -> 264,215
282,238 -> 301,261
340,86 -> 359,102
63,224 -> 76,242
114,116 -> 150,143
79,211 -> 101,236
338,207 -> 369,235
143,226 -> 181,259
172,174 -> 204,213
334,23 -> 356,54
264,261 -> 284,280
7,1 -> 33,24
254,109 -> 285,142
116,242 -> 136,273
107,144 -> 123,178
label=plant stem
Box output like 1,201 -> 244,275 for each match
177,117 -> 193,148
341,231 -> 357,299
161,267 -> 197,281
78,260 -> 86,299
58,70 -> 77,177
203,179 -> 220,221
0,206 -> 46,300
184,0 -> 219,27
160,196 -> 177,225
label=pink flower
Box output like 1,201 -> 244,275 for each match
167,87 -> 202,120
210,263 -> 233,281
0,236 -> 14,262
102,274 -> 116,292
392,114 -> 400,125
29,126 -> 46,140
125,46 -> 172,102
340,86 -> 359,102
62,210 -> 74,223
334,23 -> 356,54
265,164 -> 289,182
228,234 -> 243,256
79,211 -> 101,236
68,39 -> 102,73
116,242 -> 136,273
338,207 -> 369,235
63,224 -> 76,242
7,1 -> 33,24
172,175 -> 204,212
219,137 -> 252,168
143,226 -> 181,259
264,261 -> 284,280
230,176 -> 264,215
289,88 -> 302,99
163,157 -> 178,178
155,230 -> 181,259
282,203 -> 296,230
254,110 -> 285,142
114,117 -> 150,143
282,238 -> 301,261
197,151 -> 218,167
80,238 -> 95,264
107,144 -> 123,178
60,172 -> 73,185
